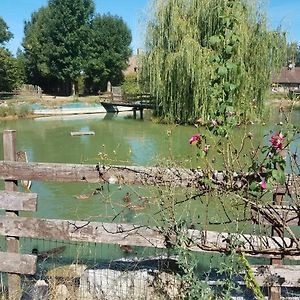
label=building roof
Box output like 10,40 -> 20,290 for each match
273,67 -> 300,84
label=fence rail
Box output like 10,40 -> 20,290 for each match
0,160 -> 299,192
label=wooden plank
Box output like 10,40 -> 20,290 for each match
0,251 -> 36,275
252,204 -> 300,226
3,130 -> 21,300
0,161 -> 208,185
70,131 -> 95,136
0,161 -> 299,192
269,188 -> 284,300
0,216 -> 296,255
0,191 -> 37,211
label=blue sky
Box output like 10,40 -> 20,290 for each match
1,0 -> 299,56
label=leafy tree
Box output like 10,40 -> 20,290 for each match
22,7 -> 53,89
22,1 -> 132,95
23,0 -> 95,95
294,44 -> 300,67
0,16 -> 13,44
297,48 -> 300,67
84,14 -> 132,93
286,42 -> 298,66
0,48 -> 22,91
0,17 -> 22,91
141,0 -> 286,124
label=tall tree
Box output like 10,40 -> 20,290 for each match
85,15 -> 131,92
141,0 -> 286,124
0,48 -> 22,91
297,46 -> 300,67
23,0 -> 95,95
85,14 -> 132,93
23,7 -> 53,89
0,16 -> 13,44
23,1 -> 132,95
0,17 -> 22,91
287,42 -> 298,66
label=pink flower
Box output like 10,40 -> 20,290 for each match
189,134 -> 201,145
270,132 -> 284,151
260,178 -> 267,190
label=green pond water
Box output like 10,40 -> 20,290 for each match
0,108 -> 299,272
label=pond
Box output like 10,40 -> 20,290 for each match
0,107 -> 299,272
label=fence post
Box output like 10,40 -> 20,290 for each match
3,130 -> 21,300
269,191 -> 284,300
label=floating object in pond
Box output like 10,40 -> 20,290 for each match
126,204 -> 147,211
120,245 -> 134,254
123,192 -> 131,203
74,194 -> 90,200
32,246 -> 66,259
92,187 -> 103,195
70,131 -> 95,136
16,150 -> 32,190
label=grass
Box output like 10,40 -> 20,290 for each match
0,104 -> 33,119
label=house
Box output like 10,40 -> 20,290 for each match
124,48 -> 143,76
272,65 -> 300,92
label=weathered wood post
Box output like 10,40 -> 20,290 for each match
3,130 -> 21,300
140,108 -> 144,120
269,190 -> 284,300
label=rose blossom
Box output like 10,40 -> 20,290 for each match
189,134 -> 201,145
270,132 -> 284,151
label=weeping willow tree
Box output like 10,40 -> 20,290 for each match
141,0 -> 286,124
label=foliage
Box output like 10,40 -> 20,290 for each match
141,0 -> 286,124
0,16 -> 13,45
149,101 -> 300,298
22,0 -> 94,95
84,14 -> 132,94
0,103 -> 32,118
121,73 -> 141,95
22,1 -> 132,95
0,48 -> 23,91
287,42 -> 300,67
0,17 -> 23,91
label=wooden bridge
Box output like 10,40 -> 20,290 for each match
100,93 -> 155,119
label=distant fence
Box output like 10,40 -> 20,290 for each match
0,92 -> 19,100
1,130 -> 300,299
0,85 -> 42,101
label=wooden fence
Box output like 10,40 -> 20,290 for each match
0,129 -> 300,299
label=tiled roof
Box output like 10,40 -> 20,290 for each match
273,67 -> 300,84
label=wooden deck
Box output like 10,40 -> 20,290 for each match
100,93 -> 155,119
101,101 -> 154,119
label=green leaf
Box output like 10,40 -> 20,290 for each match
271,170 -> 286,185
217,66 -> 228,76
197,150 -> 206,159
209,35 -> 221,46
226,62 -> 238,72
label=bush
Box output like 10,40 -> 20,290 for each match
0,103 -> 32,118
122,73 -> 141,95
16,104 -> 32,118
